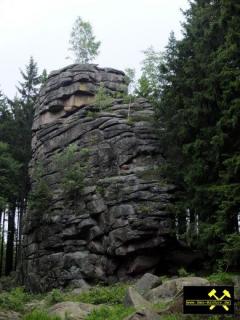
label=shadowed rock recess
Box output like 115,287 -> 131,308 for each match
22,64 -> 175,292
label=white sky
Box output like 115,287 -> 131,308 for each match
0,0 -> 189,98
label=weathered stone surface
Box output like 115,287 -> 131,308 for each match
124,309 -> 160,320
146,277 -> 210,303
70,279 -> 91,294
0,311 -> 20,320
48,301 -> 100,320
233,275 -> 240,300
22,64 -> 175,291
134,273 -> 161,295
124,287 -> 152,309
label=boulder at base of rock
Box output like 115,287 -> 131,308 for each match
134,273 -> 161,296
146,277 -> 209,303
124,287 -> 152,309
233,275 -> 240,300
124,309 -> 160,320
159,296 -> 183,315
0,311 -> 20,320
70,279 -> 91,294
48,301 -> 100,320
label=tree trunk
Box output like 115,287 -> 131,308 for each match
5,205 -> 15,276
0,210 -> 6,276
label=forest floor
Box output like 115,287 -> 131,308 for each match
0,272 -> 239,320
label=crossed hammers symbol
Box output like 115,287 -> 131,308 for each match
208,289 -> 231,311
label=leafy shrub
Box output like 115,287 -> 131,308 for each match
95,83 -> 113,110
207,272 -> 234,285
28,179 -> 52,213
46,289 -> 65,306
85,305 -> 133,320
28,162 -> 52,215
23,310 -> 61,320
0,275 -> 18,291
75,284 -> 127,305
177,267 -> 190,277
55,144 -> 87,201
61,164 -> 85,200
0,287 -> 31,312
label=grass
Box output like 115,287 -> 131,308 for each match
152,300 -> 170,312
70,284 -> 127,305
44,284 -> 128,307
159,315 -> 236,320
0,287 -> 32,312
45,289 -> 65,306
85,305 -> 134,320
0,277 -> 237,320
23,310 -> 61,320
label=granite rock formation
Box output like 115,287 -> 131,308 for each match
22,64 -> 175,292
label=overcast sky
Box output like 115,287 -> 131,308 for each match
0,0 -> 189,98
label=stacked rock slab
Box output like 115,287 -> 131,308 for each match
22,64 -> 175,292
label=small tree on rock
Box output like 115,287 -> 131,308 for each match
68,16 -> 101,64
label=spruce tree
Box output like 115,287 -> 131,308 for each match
157,0 -> 240,269
0,57 -> 44,275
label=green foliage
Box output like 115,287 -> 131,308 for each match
17,56 -> 42,104
75,284 -> 127,305
28,163 -> 52,215
157,314 -> 182,320
55,144 -> 87,201
136,46 -> 163,102
0,287 -> 31,312
86,110 -> 99,118
95,83 -> 113,111
40,69 -> 48,84
126,117 -> 134,125
68,16 -> 101,63
127,114 -> 152,123
207,272 -> 234,285
112,91 -> 135,105
155,0 -> 240,268
85,305 -> 134,320
152,300 -> 170,312
96,185 -> 105,196
0,142 -> 20,209
221,233 -> 240,269
136,166 -> 163,181
137,204 -> 151,215
0,57 -> 45,275
123,94 -> 135,104
177,267 -> 190,277
124,68 -> 136,94
23,310 -> 61,320
46,289 -> 64,306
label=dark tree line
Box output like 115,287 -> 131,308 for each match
145,0 -> 240,271
0,57 -> 46,276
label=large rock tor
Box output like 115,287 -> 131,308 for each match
22,64 -> 175,292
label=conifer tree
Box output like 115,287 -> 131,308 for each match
157,0 -> 240,269
0,57 -> 44,275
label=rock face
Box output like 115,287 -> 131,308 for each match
22,64 -> 175,292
